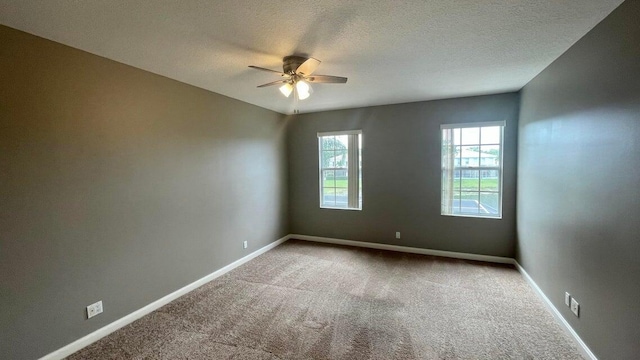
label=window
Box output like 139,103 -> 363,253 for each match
441,121 -> 505,218
318,130 -> 362,210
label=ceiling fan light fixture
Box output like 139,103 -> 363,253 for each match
249,56 -> 346,104
296,80 -> 311,100
279,83 -> 294,97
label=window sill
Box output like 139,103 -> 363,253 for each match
320,206 -> 362,211
441,213 -> 502,220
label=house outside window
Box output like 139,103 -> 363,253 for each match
318,130 -> 362,210
441,122 -> 505,218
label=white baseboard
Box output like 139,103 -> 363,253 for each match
290,234 -> 514,264
514,261 -> 597,360
39,233 -> 596,360
39,234 -> 291,360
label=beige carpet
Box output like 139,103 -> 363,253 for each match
67,240 -> 583,359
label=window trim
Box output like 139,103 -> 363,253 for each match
440,121 -> 505,219
440,121 -> 506,130
317,130 -> 362,211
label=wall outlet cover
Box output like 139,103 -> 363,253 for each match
570,298 -> 580,317
565,292 -> 571,307
395,232 -> 401,239
243,241 -> 248,249
87,300 -> 103,319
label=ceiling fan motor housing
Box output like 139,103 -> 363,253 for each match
283,56 -> 308,74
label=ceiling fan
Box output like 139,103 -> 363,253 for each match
249,56 -> 347,101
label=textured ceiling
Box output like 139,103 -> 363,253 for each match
0,1 -> 625,114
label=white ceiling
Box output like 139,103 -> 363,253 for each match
0,1 -> 624,114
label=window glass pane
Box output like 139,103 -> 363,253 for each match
459,170 -> 479,191
460,146 -> 480,167
441,190 -> 449,209
334,169 -> 347,185
481,126 -> 501,145
480,145 -> 500,167
334,149 -> 347,168
321,151 -> 333,168
322,187 -> 335,195
442,129 -> 448,143
335,188 -> 348,208
326,169 -> 336,183
321,136 -> 335,150
461,127 -> 479,145
445,171 -> 460,192
322,188 -> 336,207
322,170 -> 335,188
459,192 -> 481,214
442,144 -> 455,167
444,172 -> 462,192
335,177 -> 347,190
480,192 -> 499,215
443,128 -> 462,145
443,190 -> 460,213
448,146 -> 461,167
480,170 -> 499,192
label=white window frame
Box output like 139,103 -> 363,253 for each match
441,121 -> 505,219
318,130 -> 362,210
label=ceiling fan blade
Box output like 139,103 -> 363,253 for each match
295,58 -> 321,76
257,80 -> 288,88
248,65 -> 287,76
306,75 -> 348,84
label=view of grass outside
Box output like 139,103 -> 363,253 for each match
322,178 -> 348,195
453,178 -> 499,191
323,179 -> 499,198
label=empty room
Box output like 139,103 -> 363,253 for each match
1,1 -> 638,359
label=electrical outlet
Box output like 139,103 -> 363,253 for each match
243,241 -> 248,249
87,300 -> 103,319
395,232 -> 401,239
570,298 -> 580,317
565,292 -> 571,307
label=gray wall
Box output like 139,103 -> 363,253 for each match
288,93 -> 519,257
517,1 -> 640,359
0,25 -> 288,360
